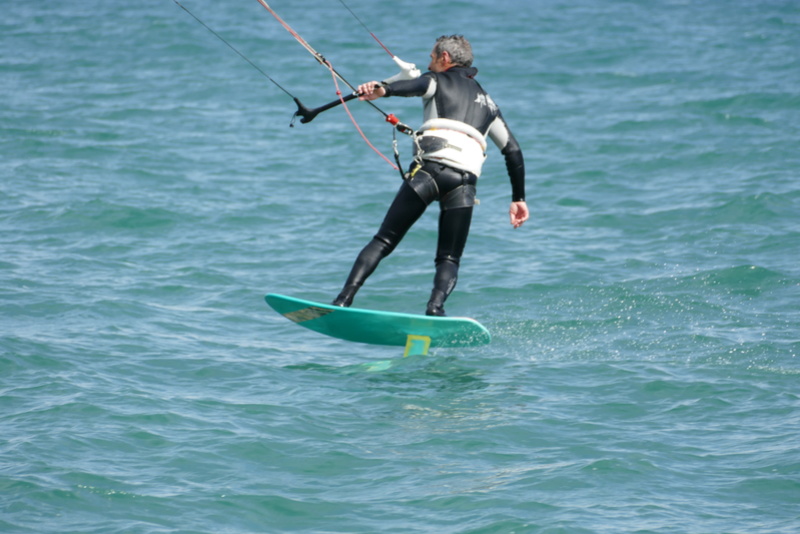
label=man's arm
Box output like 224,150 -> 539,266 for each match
358,75 -> 434,101
488,114 -> 529,228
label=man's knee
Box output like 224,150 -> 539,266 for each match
375,234 -> 398,255
435,254 -> 460,268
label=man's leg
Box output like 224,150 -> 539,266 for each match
334,180 -> 430,307
426,204 -> 473,316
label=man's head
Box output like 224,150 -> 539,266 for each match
429,35 -> 473,72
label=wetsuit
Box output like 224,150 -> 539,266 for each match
334,66 -> 525,315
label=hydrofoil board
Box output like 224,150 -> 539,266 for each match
265,293 -> 490,356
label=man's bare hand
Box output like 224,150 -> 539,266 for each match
509,201 -> 529,228
357,81 -> 386,101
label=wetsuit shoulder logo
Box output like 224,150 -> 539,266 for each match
474,93 -> 498,113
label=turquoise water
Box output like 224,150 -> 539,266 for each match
2,0 -> 799,532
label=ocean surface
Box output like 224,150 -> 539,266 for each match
2,0 -> 799,532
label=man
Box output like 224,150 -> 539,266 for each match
333,35 -> 528,316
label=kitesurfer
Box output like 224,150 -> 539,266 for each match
333,35 -> 528,316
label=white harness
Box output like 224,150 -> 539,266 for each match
414,118 -> 488,177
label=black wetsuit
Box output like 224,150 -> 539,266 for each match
334,66 -> 525,314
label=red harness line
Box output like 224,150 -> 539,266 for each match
255,0 -> 400,171
328,66 -> 399,171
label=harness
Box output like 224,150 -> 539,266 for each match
404,160 -> 478,211
412,118 -> 488,177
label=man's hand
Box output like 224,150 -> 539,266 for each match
357,81 -> 386,101
509,201 -> 529,228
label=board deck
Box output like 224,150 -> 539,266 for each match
265,294 -> 491,356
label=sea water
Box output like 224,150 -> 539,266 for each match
2,1 -> 799,532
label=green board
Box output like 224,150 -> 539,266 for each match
265,294 -> 491,356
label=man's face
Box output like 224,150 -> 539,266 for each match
428,48 -> 449,73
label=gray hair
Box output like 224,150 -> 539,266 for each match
433,35 -> 473,67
